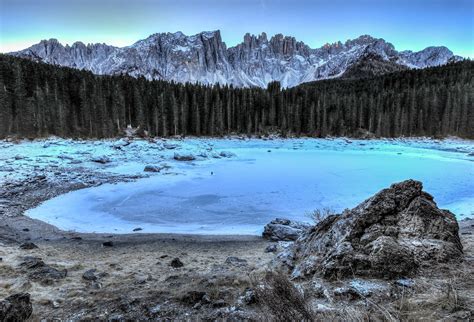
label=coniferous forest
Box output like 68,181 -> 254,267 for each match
1,54 -> 473,139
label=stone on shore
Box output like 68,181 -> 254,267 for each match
284,180 -> 463,279
173,153 -> 196,161
262,218 -> 311,241
91,156 -> 111,164
143,165 -> 162,172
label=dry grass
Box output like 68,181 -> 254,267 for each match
252,263 -> 473,322
392,274 -> 473,320
253,270 -> 314,321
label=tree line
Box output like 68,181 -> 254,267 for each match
0,54 -> 473,139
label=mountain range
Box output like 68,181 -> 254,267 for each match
9,30 -> 463,88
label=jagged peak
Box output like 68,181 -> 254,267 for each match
200,30 -> 221,38
138,30 -> 222,43
9,31 -> 461,88
341,35 -> 386,48
241,32 -> 269,47
270,33 -> 297,42
172,31 -> 185,37
33,39 -> 113,50
40,38 -> 60,44
268,33 -> 310,55
350,34 -> 377,43
321,40 -> 343,48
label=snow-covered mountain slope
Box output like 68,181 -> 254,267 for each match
9,31 -> 464,88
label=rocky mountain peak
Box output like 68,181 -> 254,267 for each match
9,32 -> 463,88
398,46 -> 458,68
200,30 -> 221,39
40,38 -> 61,45
346,34 -> 378,46
269,34 -> 309,56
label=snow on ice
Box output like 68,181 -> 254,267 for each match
1,137 -> 472,235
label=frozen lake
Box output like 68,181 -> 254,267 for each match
22,138 -> 474,235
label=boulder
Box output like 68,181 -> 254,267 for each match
213,151 -> 236,158
82,269 -> 107,289
263,218 -> 311,241
163,143 -> 179,150
219,151 -> 236,158
173,153 -> 196,161
170,258 -> 184,268
82,269 -> 98,281
0,293 -> 33,322
143,165 -> 161,172
286,180 -> 463,279
91,156 -> 111,164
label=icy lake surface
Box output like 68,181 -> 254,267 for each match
10,138 -> 474,235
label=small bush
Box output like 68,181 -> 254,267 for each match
253,271 -> 313,321
306,208 -> 335,224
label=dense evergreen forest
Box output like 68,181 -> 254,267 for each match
1,54 -> 473,139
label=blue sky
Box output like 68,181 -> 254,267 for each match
1,0 -> 473,57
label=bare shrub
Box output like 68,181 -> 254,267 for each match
306,208 -> 335,224
253,271 -> 313,321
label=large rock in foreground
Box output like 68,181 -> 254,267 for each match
0,293 -> 33,321
286,180 -> 463,279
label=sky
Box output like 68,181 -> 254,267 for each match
1,0 -> 473,57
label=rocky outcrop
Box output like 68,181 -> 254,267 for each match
0,293 -> 33,322
9,32 -> 462,88
284,180 -> 463,279
263,218 -> 311,241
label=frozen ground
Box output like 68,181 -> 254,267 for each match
1,137 -> 473,235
